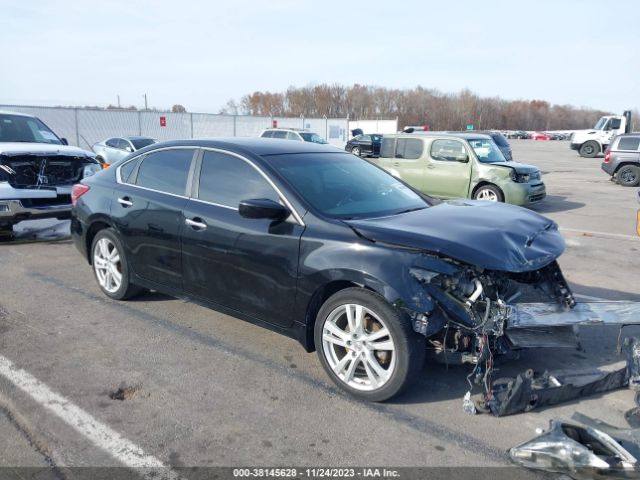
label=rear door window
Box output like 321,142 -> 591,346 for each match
286,131 -> 300,140
135,148 -> 195,196
106,138 -> 119,148
117,139 -> 132,151
272,131 -> 288,139
617,137 -> 640,151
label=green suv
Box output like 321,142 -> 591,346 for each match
371,133 -> 545,205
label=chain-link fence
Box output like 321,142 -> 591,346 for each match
0,105 -> 350,150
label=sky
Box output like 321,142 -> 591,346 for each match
1,0 -> 638,114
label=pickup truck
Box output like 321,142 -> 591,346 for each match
0,110 -> 102,237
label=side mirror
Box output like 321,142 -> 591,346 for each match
239,198 -> 289,221
125,146 -> 133,153
60,138 -> 69,145
456,154 -> 469,163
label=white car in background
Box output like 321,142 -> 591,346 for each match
259,128 -> 327,144
92,136 -> 156,165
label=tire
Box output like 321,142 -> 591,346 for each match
617,165 -> 640,187
351,146 -> 361,157
314,287 -> 425,402
0,223 -> 14,241
473,184 -> 504,202
579,141 -> 600,158
91,228 -> 144,300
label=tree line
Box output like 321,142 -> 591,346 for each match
220,84 -> 626,131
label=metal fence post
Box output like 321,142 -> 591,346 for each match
138,111 -> 142,136
233,115 -> 237,137
190,112 -> 194,138
74,108 -> 80,146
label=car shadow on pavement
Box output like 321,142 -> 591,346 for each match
527,195 -> 585,213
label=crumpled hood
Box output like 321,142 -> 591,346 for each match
0,142 -> 94,158
492,161 -> 539,175
345,200 -> 564,272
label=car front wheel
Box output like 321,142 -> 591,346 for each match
91,228 -> 143,300
473,184 -> 503,202
579,141 -> 599,158
351,146 -> 361,156
314,288 -> 425,401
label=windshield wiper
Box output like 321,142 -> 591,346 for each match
393,207 -> 427,215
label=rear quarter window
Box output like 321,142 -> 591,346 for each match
617,137 -> 640,151
396,138 -> 423,159
380,138 -> 396,158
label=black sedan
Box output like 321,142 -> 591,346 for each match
71,138 -> 573,401
345,133 -> 383,157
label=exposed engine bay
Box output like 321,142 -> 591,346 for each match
406,256 -> 640,416
0,154 -> 94,188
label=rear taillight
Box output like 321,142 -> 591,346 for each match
604,150 -> 611,163
71,184 -> 90,207
101,163 -> 110,169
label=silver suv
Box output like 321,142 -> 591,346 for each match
260,128 -> 327,144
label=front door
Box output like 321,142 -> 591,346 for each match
424,138 -> 472,198
181,149 -> 303,327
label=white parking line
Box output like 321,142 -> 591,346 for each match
0,355 -> 180,480
560,227 -> 639,241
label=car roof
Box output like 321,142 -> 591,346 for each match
138,137 -> 343,156
0,110 -> 35,118
123,135 -> 155,140
386,132 -> 492,140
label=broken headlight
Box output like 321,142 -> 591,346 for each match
511,171 -> 530,183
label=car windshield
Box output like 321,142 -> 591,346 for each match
593,117 -> 608,130
467,138 -> 507,163
268,152 -> 429,219
299,132 -> 328,144
0,114 -> 62,144
130,138 -> 156,149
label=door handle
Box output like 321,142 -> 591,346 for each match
185,217 -> 207,230
117,197 -> 133,207
426,164 -> 435,169
392,162 -> 400,167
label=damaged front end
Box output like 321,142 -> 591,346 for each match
406,254 -> 640,416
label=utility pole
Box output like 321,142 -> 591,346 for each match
117,95 -> 121,108
143,94 -> 148,111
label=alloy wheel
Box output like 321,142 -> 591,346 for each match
93,238 -> 122,293
321,303 -> 396,391
475,188 -> 499,201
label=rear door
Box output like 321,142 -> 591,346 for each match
111,147 -> 196,291
425,139 -> 472,198
181,149 -> 303,327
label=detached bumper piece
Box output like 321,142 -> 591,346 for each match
510,414 -> 640,479
480,337 -> 640,417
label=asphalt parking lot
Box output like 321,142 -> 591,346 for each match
0,139 -> 639,478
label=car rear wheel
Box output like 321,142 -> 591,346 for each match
473,184 -> 503,202
314,287 -> 425,401
579,141 -> 599,158
617,165 -> 640,187
91,228 -> 143,300
0,223 -> 14,241
351,146 -> 361,156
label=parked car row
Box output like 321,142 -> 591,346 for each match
506,130 -> 570,141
